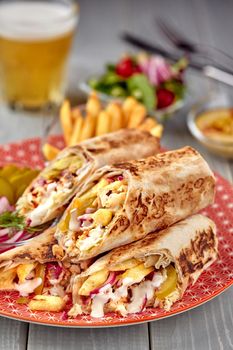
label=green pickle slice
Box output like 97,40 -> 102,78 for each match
155,265 -> 177,300
0,176 -> 15,204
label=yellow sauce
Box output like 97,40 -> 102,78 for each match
196,108 -> 233,143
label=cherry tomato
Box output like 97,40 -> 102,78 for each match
157,88 -> 175,109
116,58 -> 134,78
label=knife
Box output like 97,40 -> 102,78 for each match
121,32 -> 233,87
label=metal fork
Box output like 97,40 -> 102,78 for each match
157,18 -> 233,67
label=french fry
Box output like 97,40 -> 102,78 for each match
106,102 -> 123,132
86,92 -> 102,117
71,107 -> 83,122
150,124 -> 164,138
138,117 -> 158,131
0,268 -> 17,290
28,295 -> 66,312
122,97 -> 138,127
96,111 -> 111,136
60,100 -> 73,145
69,115 -> 84,146
42,143 -> 60,161
128,104 -> 147,128
79,113 -> 97,141
16,263 -> 36,284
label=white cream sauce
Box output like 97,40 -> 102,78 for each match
15,277 -> 42,297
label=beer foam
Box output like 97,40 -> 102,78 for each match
0,1 -> 79,40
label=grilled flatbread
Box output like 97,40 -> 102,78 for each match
69,214 -> 218,318
17,129 -> 160,226
0,227 -> 57,270
56,146 -> 215,261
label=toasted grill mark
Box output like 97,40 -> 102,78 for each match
132,193 -> 148,224
16,253 -> 32,260
178,227 -> 216,276
86,130 -> 158,155
109,215 -> 130,236
112,146 -> 198,176
194,178 -> 204,188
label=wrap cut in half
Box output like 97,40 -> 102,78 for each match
16,129 -> 160,227
69,214 -> 218,318
55,146 -> 215,262
0,227 -> 58,269
0,226 -> 91,301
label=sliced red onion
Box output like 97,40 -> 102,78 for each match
0,197 -> 13,214
107,174 -> 124,183
5,230 -> 24,243
78,214 -> 94,229
144,56 -> 173,86
141,296 -> 147,311
82,295 -> 91,305
61,311 -> 68,320
37,178 -> 46,186
26,218 -> 32,226
0,234 -> 10,243
47,263 -> 63,280
0,228 -> 10,237
90,272 -> 117,296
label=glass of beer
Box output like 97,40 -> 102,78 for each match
0,0 -> 79,110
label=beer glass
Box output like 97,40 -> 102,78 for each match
0,0 -> 79,110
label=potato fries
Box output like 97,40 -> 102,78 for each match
122,97 -> 138,127
150,125 -> 164,138
60,100 -> 73,145
16,263 -> 36,284
28,295 -> 66,312
0,268 -> 17,290
96,111 -> 111,136
80,113 -> 96,141
106,102 -> 123,132
42,143 -> 60,161
86,92 -> 102,117
138,117 -> 158,131
42,94 -> 163,161
128,104 -> 147,128
69,115 -> 84,146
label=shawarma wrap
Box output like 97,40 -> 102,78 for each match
16,129 -> 160,227
55,146 -> 215,262
0,226 -> 92,300
69,214 -> 218,318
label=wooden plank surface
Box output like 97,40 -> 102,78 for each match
0,317 -> 28,350
27,324 -> 149,350
0,0 -> 232,349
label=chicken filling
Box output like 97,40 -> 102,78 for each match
69,258 -> 178,318
59,174 -> 127,254
4,262 -> 72,298
17,154 -> 83,226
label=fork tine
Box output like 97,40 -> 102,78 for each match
157,18 -> 194,49
156,18 -> 180,45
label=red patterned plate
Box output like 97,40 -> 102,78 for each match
0,137 -> 232,327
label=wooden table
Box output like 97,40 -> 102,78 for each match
0,0 -> 232,349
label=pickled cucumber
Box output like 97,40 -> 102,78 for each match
155,265 -> 177,299
0,176 -> 14,204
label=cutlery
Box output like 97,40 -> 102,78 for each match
121,32 -> 233,87
157,18 -> 233,68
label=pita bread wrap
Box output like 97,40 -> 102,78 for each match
0,226 -> 89,296
55,146 -> 215,262
0,226 -> 57,270
16,129 -> 160,227
70,214 -> 217,318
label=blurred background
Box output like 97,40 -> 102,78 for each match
1,0 -> 233,163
